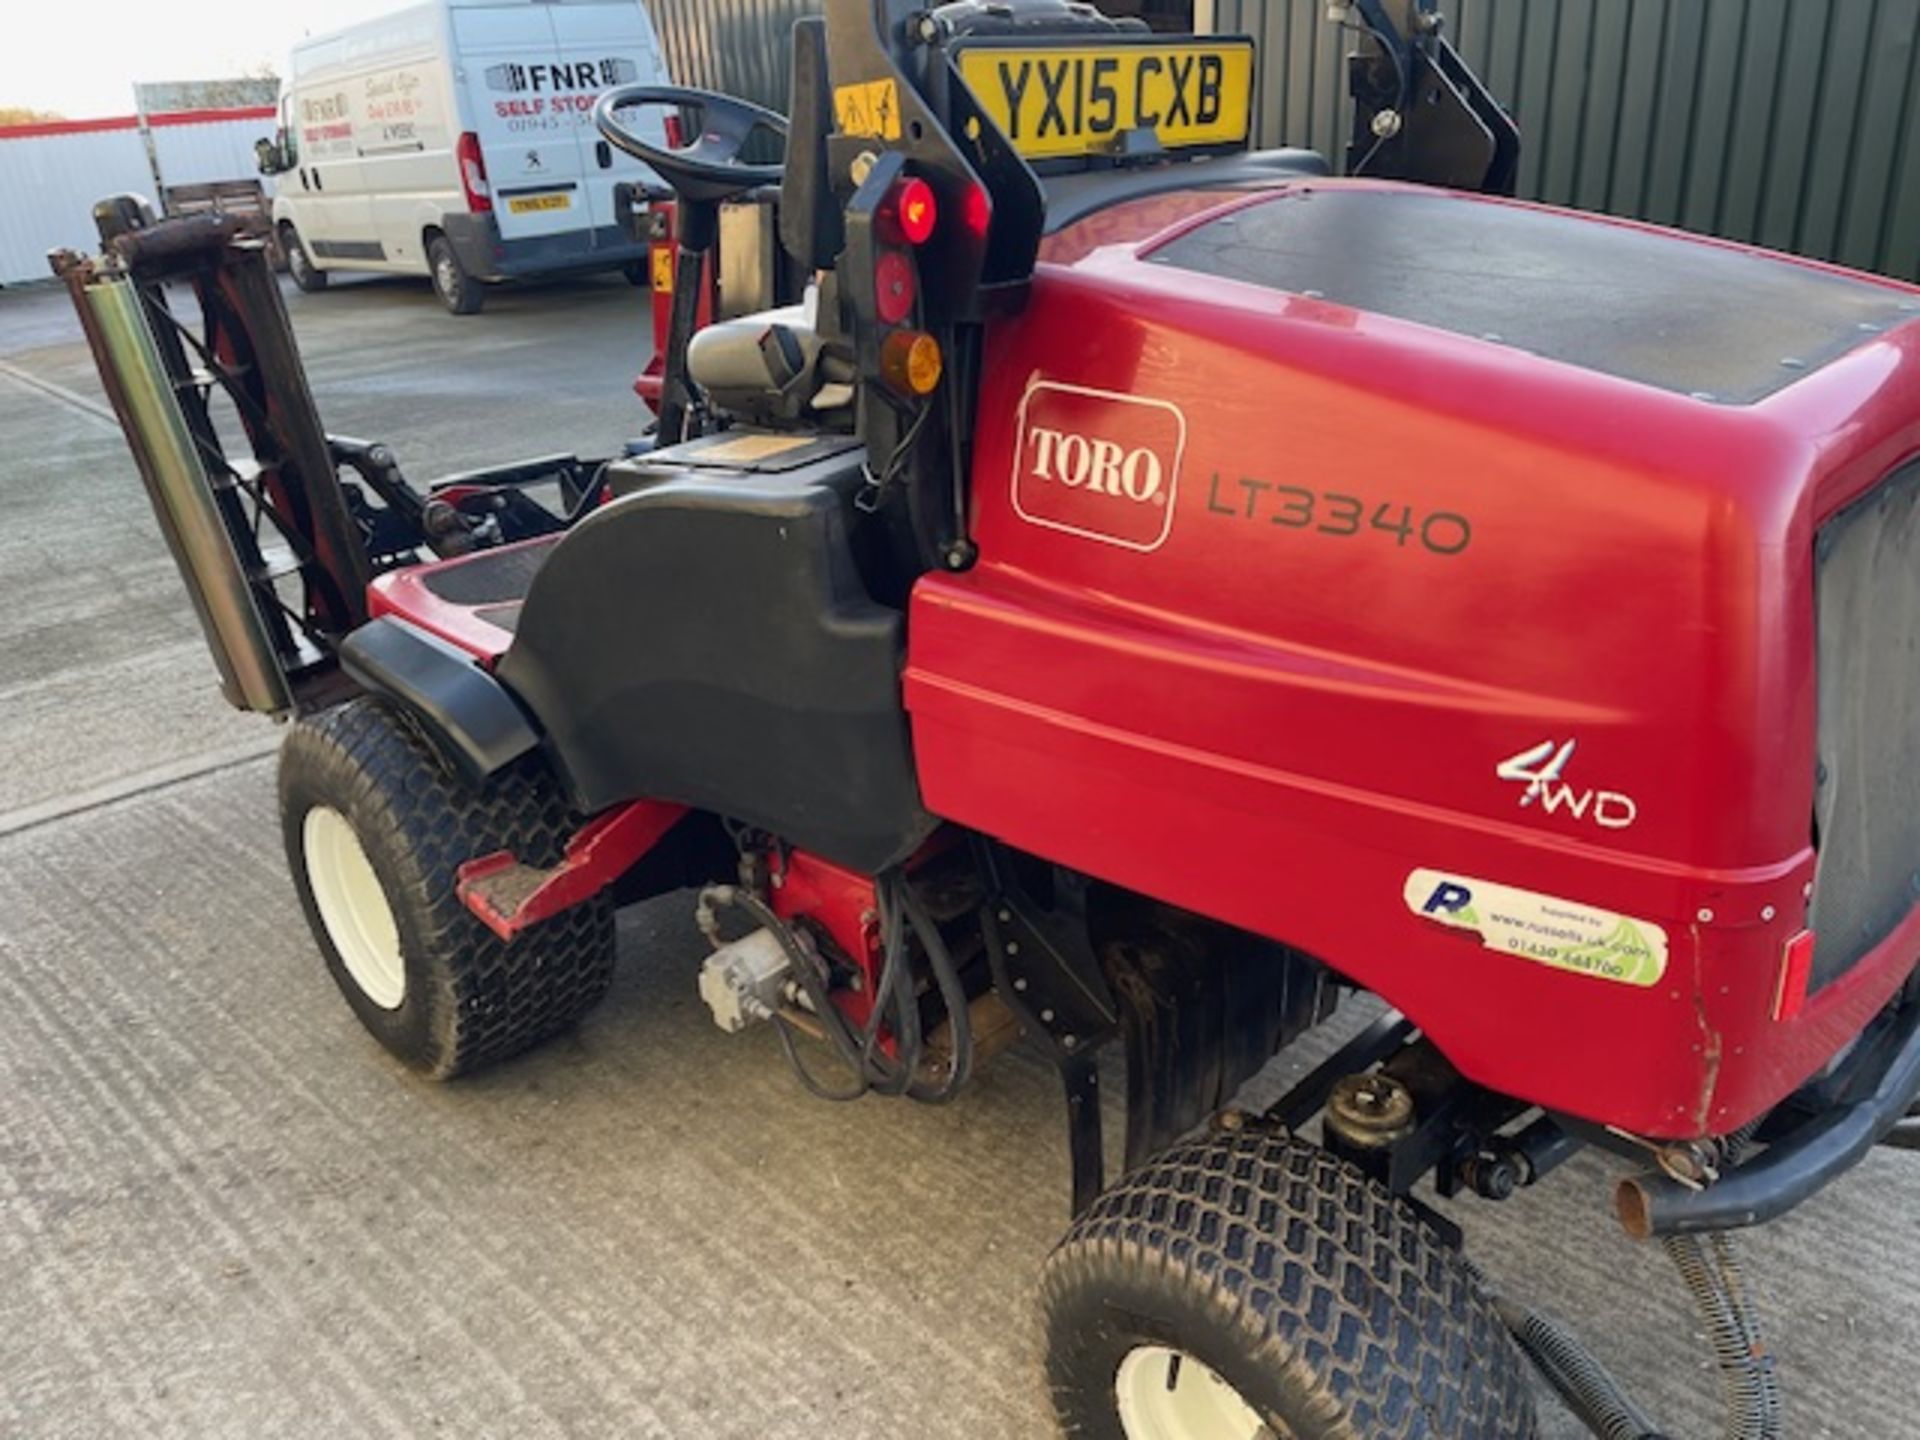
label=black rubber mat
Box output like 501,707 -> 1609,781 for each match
477,602 -> 523,634
418,537 -> 558,608
1151,187 -> 1918,403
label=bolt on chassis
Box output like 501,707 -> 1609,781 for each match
52,0 -> 1920,1435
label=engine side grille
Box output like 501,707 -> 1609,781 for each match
1810,460 -> 1920,991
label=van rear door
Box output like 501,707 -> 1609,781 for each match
542,0 -> 670,242
452,3 -> 590,246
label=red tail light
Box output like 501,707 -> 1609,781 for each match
874,250 -> 916,324
879,176 -> 938,246
456,132 -> 491,213
962,182 -> 991,239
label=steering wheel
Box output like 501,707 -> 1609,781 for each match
593,84 -> 787,204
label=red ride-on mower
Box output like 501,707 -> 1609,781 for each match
56,0 -> 1920,1434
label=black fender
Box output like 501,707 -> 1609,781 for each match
337,616 -> 540,783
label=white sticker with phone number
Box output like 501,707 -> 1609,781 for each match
1404,868 -> 1668,987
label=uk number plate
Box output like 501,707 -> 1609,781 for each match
955,39 -> 1253,161
506,192 -> 571,214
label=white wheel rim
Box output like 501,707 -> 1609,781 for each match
303,806 -> 406,1010
1115,1346 -> 1277,1440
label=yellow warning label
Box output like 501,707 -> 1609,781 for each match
833,77 -> 903,140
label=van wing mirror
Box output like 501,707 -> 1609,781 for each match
255,137 -> 288,177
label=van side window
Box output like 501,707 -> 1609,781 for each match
279,93 -> 299,166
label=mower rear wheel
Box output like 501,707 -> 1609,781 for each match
1039,1131 -> 1537,1440
279,697 -> 616,1079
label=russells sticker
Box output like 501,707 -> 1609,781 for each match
1010,380 -> 1186,552
1404,868 -> 1668,987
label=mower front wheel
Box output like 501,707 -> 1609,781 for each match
279,697 -> 616,1079
1040,1131 -> 1537,1439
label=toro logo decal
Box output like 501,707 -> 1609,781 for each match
1011,380 -> 1186,552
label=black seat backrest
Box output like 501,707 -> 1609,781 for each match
779,16 -> 843,271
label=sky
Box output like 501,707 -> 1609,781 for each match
1,0 -> 404,118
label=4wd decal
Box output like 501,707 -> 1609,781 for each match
1496,739 -> 1637,830
1405,869 -> 1668,987
1010,380 -> 1186,552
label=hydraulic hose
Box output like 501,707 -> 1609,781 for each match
699,884 -> 872,1102
857,888 -> 920,1098
1662,1232 -> 1782,1440
1645,1124 -> 1781,1440
1710,1233 -> 1783,1433
698,872 -> 971,1105
1497,1128 -> 1780,1440
897,875 -> 973,1104
1494,1298 -> 1666,1440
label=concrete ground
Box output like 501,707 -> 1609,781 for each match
1,268 -> 1916,1440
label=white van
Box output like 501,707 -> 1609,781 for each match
259,0 -> 671,313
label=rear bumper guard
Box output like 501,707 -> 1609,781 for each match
1617,990 -> 1920,1237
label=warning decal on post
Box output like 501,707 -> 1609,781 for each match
1404,869 -> 1668,987
833,78 -> 902,140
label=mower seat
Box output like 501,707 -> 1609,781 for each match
684,288 -> 852,424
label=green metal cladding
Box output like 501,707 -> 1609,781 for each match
1210,0 -> 1920,280
643,0 -> 1920,280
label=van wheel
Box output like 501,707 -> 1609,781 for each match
621,260 -> 649,286
428,233 -> 484,315
1040,1132 -> 1538,1439
279,697 -> 616,1079
282,225 -> 327,292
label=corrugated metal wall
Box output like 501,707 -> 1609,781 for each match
150,115 -> 280,196
0,127 -> 156,286
652,0 -> 819,111
645,0 -> 1182,109
0,112 -> 276,286
1213,0 -> 1920,281
641,0 -> 1920,280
